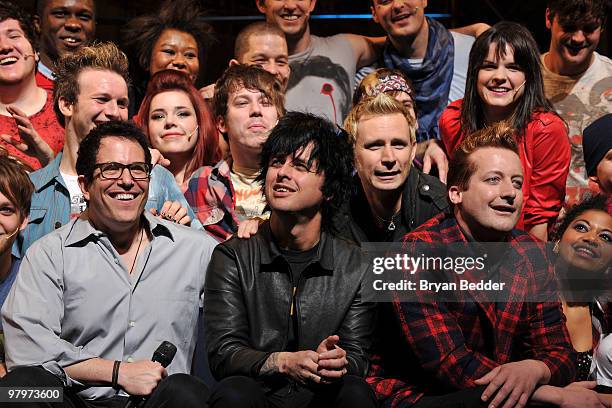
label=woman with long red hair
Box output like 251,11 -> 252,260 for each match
137,69 -> 221,191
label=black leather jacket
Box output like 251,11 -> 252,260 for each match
203,223 -> 375,382
335,167 -> 449,243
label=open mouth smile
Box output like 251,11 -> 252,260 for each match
108,192 -> 139,202
573,244 -> 599,259
0,57 -> 18,66
487,86 -> 513,94
491,204 -> 516,214
60,36 -> 83,48
392,13 -> 414,23
273,183 -> 296,193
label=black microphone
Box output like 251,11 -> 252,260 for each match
152,341 -> 177,368
123,341 -> 177,408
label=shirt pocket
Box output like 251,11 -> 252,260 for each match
28,208 -> 47,225
155,298 -> 199,348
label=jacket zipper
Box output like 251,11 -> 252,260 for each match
290,275 -> 305,350
290,286 -> 297,316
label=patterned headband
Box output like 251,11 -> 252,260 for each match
370,75 -> 413,97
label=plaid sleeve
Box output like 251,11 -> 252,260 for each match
367,352 -> 424,408
396,232 -> 499,390
395,297 -> 499,390
184,166 -> 237,241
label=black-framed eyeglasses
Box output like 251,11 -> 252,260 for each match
93,162 -> 152,180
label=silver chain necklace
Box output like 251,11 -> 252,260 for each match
372,210 -> 401,231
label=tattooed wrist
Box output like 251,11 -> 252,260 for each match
260,352 -> 281,375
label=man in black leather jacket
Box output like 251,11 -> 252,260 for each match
339,93 -> 448,243
205,112 -> 377,408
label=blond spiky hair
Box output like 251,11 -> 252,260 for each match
344,93 -> 416,145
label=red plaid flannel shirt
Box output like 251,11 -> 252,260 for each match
367,213 -> 576,407
184,160 -> 239,242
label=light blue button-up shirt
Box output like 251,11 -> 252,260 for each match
2,211 -> 217,400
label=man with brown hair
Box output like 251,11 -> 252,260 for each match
185,64 -> 284,241
1,121 -> 214,406
18,42 -> 198,255
0,0 -> 64,171
368,124 -> 592,407
541,0 -> 612,206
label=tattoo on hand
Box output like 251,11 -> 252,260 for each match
259,352 -> 280,376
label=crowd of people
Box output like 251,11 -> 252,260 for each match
0,0 -> 610,407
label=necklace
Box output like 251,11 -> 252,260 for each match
129,228 -> 144,275
372,210 -> 401,231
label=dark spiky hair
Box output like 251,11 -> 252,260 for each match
257,112 -> 354,231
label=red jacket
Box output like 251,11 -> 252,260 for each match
439,99 -> 570,231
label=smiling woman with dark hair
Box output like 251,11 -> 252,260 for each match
440,21 -> 571,241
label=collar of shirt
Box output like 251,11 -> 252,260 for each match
258,222 -> 334,272
37,61 -> 54,81
64,211 -> 174,247
31,152 -> 66,192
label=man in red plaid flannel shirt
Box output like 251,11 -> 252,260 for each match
368,124 -> 609,408
184,64 -> 285,241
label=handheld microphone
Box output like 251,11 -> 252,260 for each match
151,341 -> 177,368
123,341 -> 177,408
3,228 -> 19,241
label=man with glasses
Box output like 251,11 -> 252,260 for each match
18,41 -> 199,256
1,120 -> 216,407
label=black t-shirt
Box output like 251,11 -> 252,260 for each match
278,243 -> 320,351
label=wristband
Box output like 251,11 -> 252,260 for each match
112,360 -> 121,390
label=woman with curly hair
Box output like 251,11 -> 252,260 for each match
123,0 -> 214,115
137,70 -> 220,191
552,194 -> 612,381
